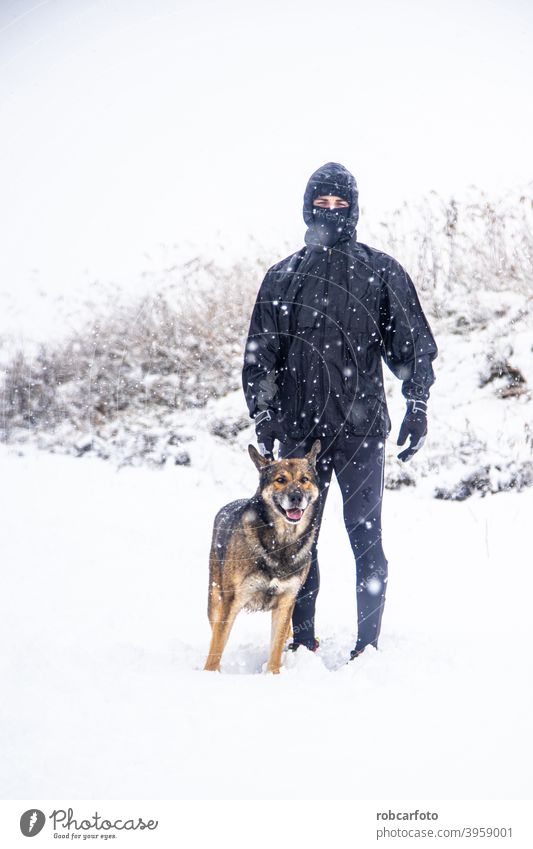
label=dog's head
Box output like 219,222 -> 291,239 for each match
248,440 -> 321,525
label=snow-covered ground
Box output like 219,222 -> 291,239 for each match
1,440 -> 531,800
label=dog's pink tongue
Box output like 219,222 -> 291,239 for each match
287,508 -> 303,521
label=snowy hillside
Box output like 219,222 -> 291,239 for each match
1,442 -> 531,799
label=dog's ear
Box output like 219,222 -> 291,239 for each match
305,439 -> 321,467
248,443 -> 270,471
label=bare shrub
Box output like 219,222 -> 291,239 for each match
370,184 -> 533,326
0,254 -> 263,440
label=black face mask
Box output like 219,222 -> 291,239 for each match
307,205 -> 350,247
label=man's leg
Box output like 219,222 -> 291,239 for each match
277,435 -> 334,648
334,435 -> 388,651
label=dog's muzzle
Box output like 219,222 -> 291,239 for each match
276,488 -> 309,523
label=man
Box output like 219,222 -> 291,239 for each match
242,162 -> 438,661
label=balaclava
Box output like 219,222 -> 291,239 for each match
303,162 -> 359,248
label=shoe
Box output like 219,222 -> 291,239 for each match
348,640 -> 378,662
287,637 -> 320,653
348,647 -> 366,661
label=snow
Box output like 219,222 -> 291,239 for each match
1,441 -> 531,800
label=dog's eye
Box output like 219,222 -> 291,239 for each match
300,476 -> 309,483
276,477 -> 287,484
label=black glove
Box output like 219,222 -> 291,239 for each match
254,409 -> 285,459
397,399 -> 428,462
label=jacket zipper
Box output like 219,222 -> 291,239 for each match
318,247 -> 332,429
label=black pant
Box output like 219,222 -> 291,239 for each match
278,430 -> 388,651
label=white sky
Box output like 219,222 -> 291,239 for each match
0,0 -> 532,304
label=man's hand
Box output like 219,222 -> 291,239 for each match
254,409 -> 285,459
397,399 -> 428,462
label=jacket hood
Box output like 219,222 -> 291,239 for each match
303,161 -> 359,245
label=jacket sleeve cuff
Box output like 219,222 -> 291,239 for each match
402,381 -> 431,402
401,354 -> 435,402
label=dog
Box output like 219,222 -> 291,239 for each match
204,439 -> 321,674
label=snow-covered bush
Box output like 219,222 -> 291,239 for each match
0,255 -> 262,439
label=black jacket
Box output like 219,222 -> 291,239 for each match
242,163 -> 438,440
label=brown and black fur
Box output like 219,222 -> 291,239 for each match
204,439 -> 321,674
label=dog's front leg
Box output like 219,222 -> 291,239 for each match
267,597 -> 295,674
204,597 -> 241,672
